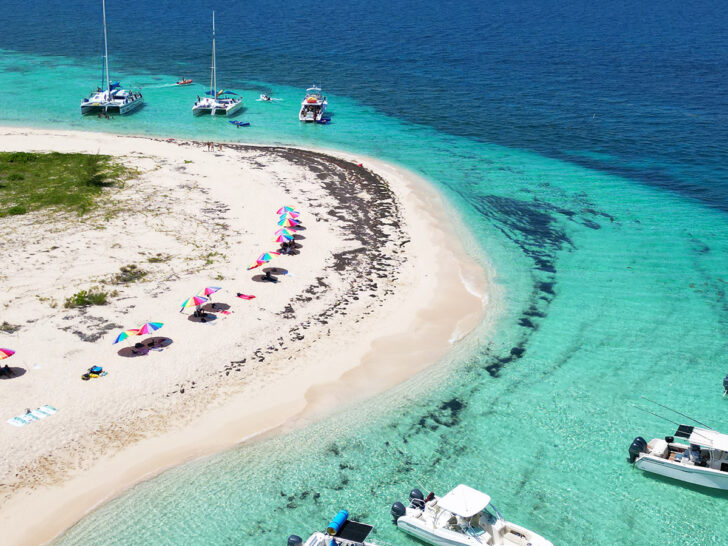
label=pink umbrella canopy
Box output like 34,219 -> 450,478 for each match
137,322 -> 164,335
0,348 -> 15,360
276,206 -> 298,216
198,286 -> 222,297
181,296 -> 208,310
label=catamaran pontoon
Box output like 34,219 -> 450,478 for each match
391,485 -> 553,546
299,86 -> 328,122
192,12 -> 242,117
80,0 -> 143,116
287,510 -> 378,546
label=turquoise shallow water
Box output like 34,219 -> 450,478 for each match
1,41 -> 727,546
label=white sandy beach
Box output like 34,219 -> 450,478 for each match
0,127 -> 493,544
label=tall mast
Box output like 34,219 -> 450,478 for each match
212,12 -> 217,97
102,0 -> 110,94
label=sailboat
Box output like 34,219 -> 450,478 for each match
192,12 -> 242,117
80,0 -> 143,116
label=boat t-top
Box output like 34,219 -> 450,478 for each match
391,485 -> 553,546
287,510 -> 378,546
80,0 -> 143,116
192,12 -> 242,117
299,86 -> 328,122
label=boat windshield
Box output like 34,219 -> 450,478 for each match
306,87 -> 323,97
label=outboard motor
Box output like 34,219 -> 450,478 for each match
391,501 -> 406,522
664,436 -> 674,444
287,535 -> 303,546
628,436 -> 648,463
409,488 -> 425,509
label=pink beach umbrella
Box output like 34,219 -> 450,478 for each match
180,296 -> 208,312
198,286 -> 222,299
137,322 -> 164,336
0,348 -> 15,360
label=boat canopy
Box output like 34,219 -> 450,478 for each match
206,90 -> 237,96
437,485 -> 491,518
110,81 -> 120,89
688,427 -> 728,452
306,86 -> 322,95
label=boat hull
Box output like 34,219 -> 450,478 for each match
396,516 -> 552,546
80,97 -> 143,116
192,101 -> 243,117
636,454 -> 728,490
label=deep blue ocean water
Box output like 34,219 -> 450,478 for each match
1,0 -> 727,544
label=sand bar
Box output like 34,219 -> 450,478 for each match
0,127 -> 494,544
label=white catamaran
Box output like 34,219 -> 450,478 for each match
80,0 -> 143,116
192,12 -> 242,117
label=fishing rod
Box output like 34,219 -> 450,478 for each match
640,396 -> 714,430
632,405 -> 681,427
633,405 -> 715,444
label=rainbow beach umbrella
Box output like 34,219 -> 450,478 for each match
280,210 -> 300,219
277,218 -> 299,228
0,348 -> 15,360
274,235 -> 293,243
181,296 -> 208,310
276,206 -> 297,215
275,228 -> 294,237
198,286 -> 222,298
113,329 -> 140,344
246,261 -> 262,271
257,252 -> 275,263
137,322 -> 164,335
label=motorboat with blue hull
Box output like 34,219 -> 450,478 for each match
629,424 -> 728,490
288,510 -> 378,546
80,0 -> 143,116
391,485 -> 553,546
192,11 -> 243,117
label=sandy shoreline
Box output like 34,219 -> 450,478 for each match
0,127 -> 493,544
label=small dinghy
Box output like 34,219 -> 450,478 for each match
229,120 -> 250,127
176,78 -> 193,86
288,509 -> 378,545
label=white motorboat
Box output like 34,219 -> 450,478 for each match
299,86 -> 328,122
259,93 -> 272,101
287,510 -> 377,546
80,0 -> 143,116
192,12 -> 242,117
391,485 -> 553,546
629,424 -> 728,490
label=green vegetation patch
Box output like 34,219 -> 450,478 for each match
64,289 -> 112,308
112,264 -> 148,284
0,151 -> 132,218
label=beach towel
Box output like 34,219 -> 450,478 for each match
7,405 -> 58,427
221,310 -> 231,315
237,294 -> 256,300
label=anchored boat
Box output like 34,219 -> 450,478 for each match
391,485 -> 553,546
192,12 -> 242,117
629,425 -> 728,490
630,397 -> 728,490
299,86 -> 328,122
80,0 -> 143,115
288,509 -> 377,546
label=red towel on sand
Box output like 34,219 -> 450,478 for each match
237,294 -> 255,300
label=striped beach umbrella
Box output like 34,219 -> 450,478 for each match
277,218 -> 299,228
198,286 -> 222,297
276,206 -> 297,215
280,210 -> 300,219
247,261 -> 262,271
181,296 -> 208,309
275,228 -> 294,237
113,329 -> 140,344
274,234 -> 294,243
257,252 -> 275,263
137,322 -> 164,335
0,348 -> 15,360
